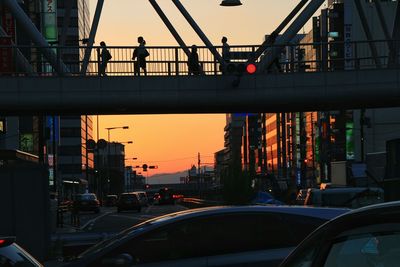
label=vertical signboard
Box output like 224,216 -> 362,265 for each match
42,0 -> 58,42
0,6 -> 16,73
344,0 -> 354,70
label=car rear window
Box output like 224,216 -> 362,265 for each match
0,244 -> 39,266
78,194 -> 96,201
121,194 -> 137,200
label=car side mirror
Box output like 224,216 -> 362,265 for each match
101,253 -> 134,266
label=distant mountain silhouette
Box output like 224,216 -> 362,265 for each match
148,170 -> 188,184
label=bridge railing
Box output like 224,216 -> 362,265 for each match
0,39 -> 399,76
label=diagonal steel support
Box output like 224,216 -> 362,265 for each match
354,0 -> 381,68
81,0 -> 104,75
389,1 -> 400,67
149,0 -> 191,58
258,0 -> 325,73
172,0 -> 224,66
250,0 -> 309,63
2,0 -> 69,75
0,25 -> 36,75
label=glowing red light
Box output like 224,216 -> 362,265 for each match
0,240 -> 5,245
246,63 -> 257,74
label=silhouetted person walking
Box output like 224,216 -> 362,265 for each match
188,45 -> 201,75
222,36 -> 230,63
99,41 -> 112,76
132,36 -> 149,76
221,36 -> 231,74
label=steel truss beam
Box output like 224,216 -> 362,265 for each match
2,0 -> 69,75
81,0 -> 104,75
149,0 -> 191,58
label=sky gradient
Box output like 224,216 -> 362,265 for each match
89,0 -> 319,177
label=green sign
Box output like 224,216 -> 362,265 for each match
42,0 -> 58,42
346,122 -> 355,160
20,133 -> 34,153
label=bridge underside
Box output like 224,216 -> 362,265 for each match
1,69 -> 400,115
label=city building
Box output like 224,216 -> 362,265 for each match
95,142 -> 126,197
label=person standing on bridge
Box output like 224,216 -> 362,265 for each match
99,41 -> 112,76
188,45 -> 201,75
221,36 -> 230,74
132,36 -> 149,76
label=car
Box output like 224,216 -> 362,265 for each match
279,201 -> 400,267
303,187 -> 384,208
104,195 -> 118,207
64,205 -> 349,267
158,187 -> 175,205
0,236 -> 43,266
74,193 -> 100,213
117,193 -> 141,213
134,191 -> 149,207
152,193 -> 161,205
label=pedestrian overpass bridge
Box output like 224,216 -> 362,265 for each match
1,41 -> 400,115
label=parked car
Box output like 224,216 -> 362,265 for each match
104,195 -> 118,207
65,205 -> 349,267
304,187 -> 384,208
74,193 -> 100,213
117,193 -> 141,213
0,236 -> 43,266
158,187 -> 175,205
280,201 -> 400,267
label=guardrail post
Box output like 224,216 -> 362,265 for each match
175,48 -> 179,76
96,47 -> 101,76
214,56 -> 217,75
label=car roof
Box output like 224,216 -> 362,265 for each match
280,201 -> 400,266
78,205 -> 349,260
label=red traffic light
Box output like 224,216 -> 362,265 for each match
246,63 -> 257,74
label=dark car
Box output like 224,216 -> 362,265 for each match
0,236 -> 43,266
280,201 -> 400,267
104,195 -> 118,207
158,187 -> 175,205
117,193 -> 141,213
74,193 -> 100,213
65,205 -> 348,267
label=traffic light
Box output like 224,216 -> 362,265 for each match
148,165 -> 158,169
225,63 -> 257,75
142,164 -> 148,172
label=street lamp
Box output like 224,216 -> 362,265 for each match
220,0 -> 242,7
105,126 -> 129,142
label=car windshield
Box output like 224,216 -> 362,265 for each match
78,194 -> 96,201
77,211 -> 187,258
120,194 -> 136,200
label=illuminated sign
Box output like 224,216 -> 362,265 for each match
42,0 -> 58,42
0,118 -> 5,134
20,133 -> 34,153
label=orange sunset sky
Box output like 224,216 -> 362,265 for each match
89,0 -> 317,176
